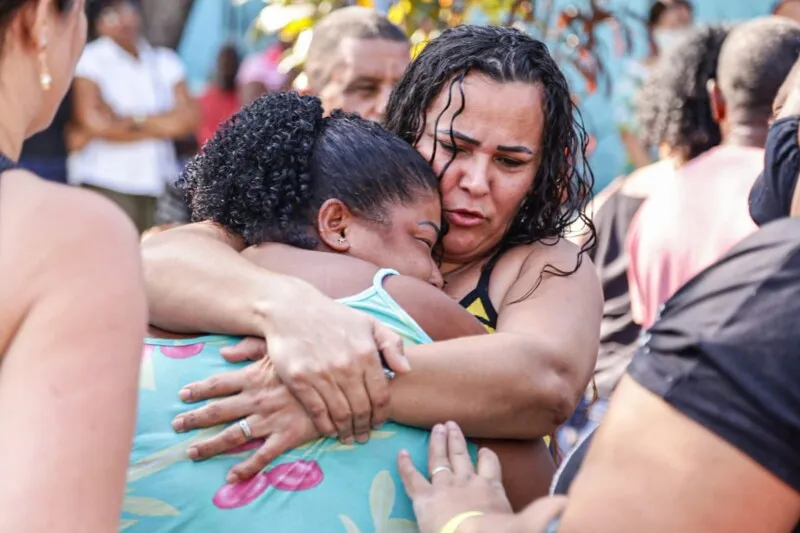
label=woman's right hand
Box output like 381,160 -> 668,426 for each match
194,277 -> 410,444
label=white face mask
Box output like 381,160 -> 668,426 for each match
653,27 -> 693,56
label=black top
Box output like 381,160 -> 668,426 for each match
555,218 -> 800,531
588,187 -> 645,398
749,116 -> 800,226
20,89 -> 72,159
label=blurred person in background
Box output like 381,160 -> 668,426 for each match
154,43 -> 241,226
774,0 -> 800,23
561,24 -> 730,451
627,16 -> 800,330
237,38 -> 292,105
306,6 -> 409,122
615,0 -> 694,172
68,0 -> 198,233
197,43 -> 241,148
155,6 -> 410,227
0,1 -> 146,532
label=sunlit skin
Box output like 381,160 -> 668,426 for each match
319,37 -> 410,121
415,73 -> 546,271
776,0 -> 800,23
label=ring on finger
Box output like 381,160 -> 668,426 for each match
431,465 -> 452,478
238,419 -> 253,441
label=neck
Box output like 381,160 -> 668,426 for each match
0,85 -> 35,160
722,121 -> 769,149
112,37 -> 140,58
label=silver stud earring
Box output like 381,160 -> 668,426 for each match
337,236 -> 346,245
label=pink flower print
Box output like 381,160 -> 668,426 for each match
159,343 -> 205,359
212,473 -> 270,509
266,460 -> 323,492
212,460 -> 323,509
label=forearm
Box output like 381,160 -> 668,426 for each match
142,224 -> 286,335
139,107 -> 200,139
79,115 -> 153,143
389,333 -> 582,439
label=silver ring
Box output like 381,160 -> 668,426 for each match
430,466 -> 452,478
238,419 -> 253,441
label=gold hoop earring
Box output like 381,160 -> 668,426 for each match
38,50 -> 52,91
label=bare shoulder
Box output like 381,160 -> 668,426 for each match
501,238 -> 602,306
1,171 -> 141,284
383,274 -> 485,341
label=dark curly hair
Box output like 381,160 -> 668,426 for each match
180,92 -> 441,248
384,24 -> 595,286
637,24 -> 731,162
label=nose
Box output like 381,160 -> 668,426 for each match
458,158 -> 491,197
428,264 -> 444,289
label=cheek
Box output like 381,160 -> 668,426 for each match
492,178 -> 534,223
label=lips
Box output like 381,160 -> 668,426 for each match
445,209 -> 486,228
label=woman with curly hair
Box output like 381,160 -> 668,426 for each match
128,91 -> 504,531
141,25 -> 603,509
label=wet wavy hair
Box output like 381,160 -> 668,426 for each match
179,92 -> 441,248
636,24 -> 731,161
384,25 -> 595,291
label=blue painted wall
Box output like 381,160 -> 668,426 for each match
178,0 -> 774,190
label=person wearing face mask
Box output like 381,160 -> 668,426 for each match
614,0 -> 694,172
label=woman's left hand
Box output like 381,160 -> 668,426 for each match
171,364 -> 318,483
398,421 -> 514,532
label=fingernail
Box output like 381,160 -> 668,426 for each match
356,434 -> 369,444
433,424 -> 444,433
179,388 -> 192,401
172,417 -> 185,432
372,421 -> 383,430
226,473 -> 239,484
187,447 -> 199,460
446,421 -> 458,430
343,437 -> 355,445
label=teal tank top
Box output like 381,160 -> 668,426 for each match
123,269 -> 474,532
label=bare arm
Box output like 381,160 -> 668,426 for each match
71,77 -> 152,143
0,176 -> 146,533
390,241 -> 603,439
555,377 -> 800,532
137,81 -> 200,139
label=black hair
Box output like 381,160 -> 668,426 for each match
637,24 -> 730,161
86,0 -> 140,40
647,0 -> 693,28
305,6 -> 408,93
384,24 -> 595,291
180,92 -> 441,248
0,0 -> 75,54
717,16 -> 800,124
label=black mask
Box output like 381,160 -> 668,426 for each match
749,116 -> 800,226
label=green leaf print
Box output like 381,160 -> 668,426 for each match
122,496 -> 179,517
324,442 -> 358,452
384,518 -> 419,533
127,427 -> 220,483
339,515 -> 362,533
370,471 -> 395,526
118,519 -> 138,531
139,349 -> 155,390
370,431 -> 396,439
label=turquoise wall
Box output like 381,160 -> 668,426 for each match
178,0 -> 774,190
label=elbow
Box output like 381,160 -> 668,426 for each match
512,360 -> 588,438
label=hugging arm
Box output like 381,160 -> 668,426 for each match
391,242 -> 602,439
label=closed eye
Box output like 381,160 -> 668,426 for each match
497,156 -> 525,167
417,238 -> 434,250
438,140 -> 465,153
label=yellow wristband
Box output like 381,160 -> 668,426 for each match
439,511 -> 485,533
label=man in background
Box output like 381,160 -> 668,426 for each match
158,6 -> 410,226
626,16 -> 800,329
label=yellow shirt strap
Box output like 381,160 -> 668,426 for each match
439,511 -> 485,533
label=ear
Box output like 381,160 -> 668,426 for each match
317,198 -> 354,252
707,79 -> 726,124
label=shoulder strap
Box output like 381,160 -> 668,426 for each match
0,153 -> 17,174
